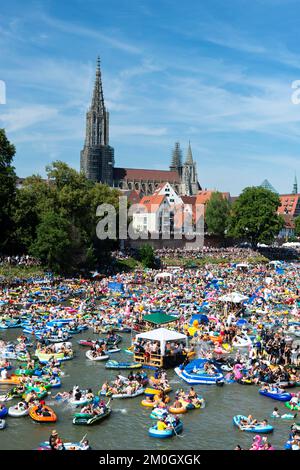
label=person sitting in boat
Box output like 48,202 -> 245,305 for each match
74,389 -> 82,401
100,381 -> 109,394
204,362 -> 218,376
86,388 -> 94,400
0,368 -> 8,379
145,395 -> 154,404
156,418 -> 170,431
81,404 -> 92,414
42,407 -> 51,417
17,401 -> 27,410
166,414 -> 179,426
54,435 -> 65,450
49,430 -> 59,450
80,439 -> 90,450
125,383 -> 133,395
240,415 -> 257,427
53,391 -> 70,400
289,395 -> 299,408
35,403 -> 44,415
172,397 -> 183,409
93,404 -> 104,415
188,387 -> 198,400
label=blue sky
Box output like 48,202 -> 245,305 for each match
1,0 -> 300,194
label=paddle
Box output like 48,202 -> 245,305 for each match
169,418 -> 182,438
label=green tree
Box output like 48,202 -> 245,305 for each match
205,192 -> 230,236
30,211 -> 76,273
295,216 -> 300,237
11,176 -> 53,253
227,186 -> 284,248
0,129 -> 17,252
139,244 -> 156,268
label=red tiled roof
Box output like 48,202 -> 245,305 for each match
139,194 -> 167,212
113,167 -> 180,182
181,196 -> 196,205
195,191 -> 230,206
278,194 -> 300,217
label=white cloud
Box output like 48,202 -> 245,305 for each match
0,105 -> 59,132
111,125 -> 167,137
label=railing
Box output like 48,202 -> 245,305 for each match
134,352 -> 163,368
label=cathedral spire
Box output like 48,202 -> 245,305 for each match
91,56 -> 105,112
185,141 -> 193,164
170,142 -> 182,171
292,174 -> 298,194
81,57 -> 114,184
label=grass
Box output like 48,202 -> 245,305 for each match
161,255 -> 269,267
0,253 -> 270,280
114,257 -> 142,272
0,264 -> 45,280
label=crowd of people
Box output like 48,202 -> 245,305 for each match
0,255 -> 41,267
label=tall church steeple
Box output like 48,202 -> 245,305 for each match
292,174 -> 298,194
170,142 -> 182,172
185,141 -> 193,164
91,57 -> 105,112
80,57 -> 114,184
181,142 -> 200,196
84,57 -> 109,147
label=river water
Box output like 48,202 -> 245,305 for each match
0,329 -> 293,450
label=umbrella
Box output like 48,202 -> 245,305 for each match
219,292 -> 249,303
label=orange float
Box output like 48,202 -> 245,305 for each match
0,375 -> 21,385
29,405 -> 57,423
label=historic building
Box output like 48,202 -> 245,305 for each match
81,58 -> 201,196
80,57 -> 114,184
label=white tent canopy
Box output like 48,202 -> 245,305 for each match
219,292 -> 249,303
154,272 -> 173,283
135,327 -> 187,356
282,242 -> 300,247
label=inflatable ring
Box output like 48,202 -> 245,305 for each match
168,406 -> 187,414
141,400 -> 155,408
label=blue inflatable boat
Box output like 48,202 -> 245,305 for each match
175,359 -> 224,385
259,389 -> 291,402
148,421 -> 183,438
233,415 -> 273,433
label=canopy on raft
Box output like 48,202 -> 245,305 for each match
135,327 -> 187,356
143,312 -> 178,325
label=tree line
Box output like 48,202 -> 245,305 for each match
0,129 -> 296,273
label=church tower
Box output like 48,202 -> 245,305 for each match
80,57 -> 114,184
292,174 -> 298,194
180,142 -> 200,195
170,142 -> 182,173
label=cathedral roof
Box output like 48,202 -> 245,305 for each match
113,167 -> 180,182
